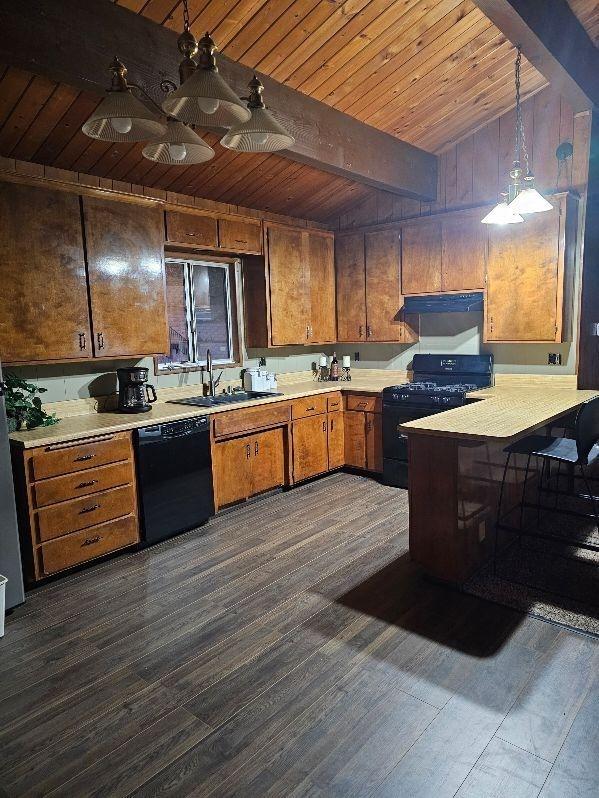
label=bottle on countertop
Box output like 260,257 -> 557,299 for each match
329,352 -> 339,382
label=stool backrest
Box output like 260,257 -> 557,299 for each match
575,396 -> 599,464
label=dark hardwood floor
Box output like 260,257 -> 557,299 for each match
1,473 -> 597,798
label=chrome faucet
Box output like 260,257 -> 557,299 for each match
206,349 -> 223,397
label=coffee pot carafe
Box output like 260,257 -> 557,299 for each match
117,367 -> 157,413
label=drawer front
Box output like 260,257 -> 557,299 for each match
213,403 -> 290,438
31,434 -> 131,480
165,211 -> 218,247
291,395 -> 328,419
345,394 -> 382,413
327,393 -> 343,413
32,461 -> 134,508
41,514 -> 139,575
218,217 -> 262,253
36,484 -> 136,542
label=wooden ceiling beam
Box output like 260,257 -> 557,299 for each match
472,0 -> 599,112
0,0 -> 437,200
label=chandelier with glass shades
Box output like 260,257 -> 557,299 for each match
81,0 -> 294,165
481,46 -> 553,225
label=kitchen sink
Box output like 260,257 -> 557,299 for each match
168,391 -> 282,408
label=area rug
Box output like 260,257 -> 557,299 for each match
464,487 -> 599,637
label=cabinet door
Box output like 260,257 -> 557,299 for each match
335,233 -> 366,342
365,228 -> 417,343
365,412 -> 383,473
293,415 -> 329,482
0,183 -> 91,363
327,411 -> 345,470
83,198 -> 168,357
250,428 -> 286,495
219,217 -> 262,254
485,202 -> 562,342
267,225 -> 308,345
441,210 -> 486,292
307,231 -> 336,343
401,219 -> 442,295
212,437 -> 252,508
165,211 -> 218,248
344,411 -> 366,469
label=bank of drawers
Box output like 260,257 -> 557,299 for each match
23,432 -> 139,579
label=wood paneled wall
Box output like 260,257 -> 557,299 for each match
334,86 -> 591,229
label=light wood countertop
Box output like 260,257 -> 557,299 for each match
9,370 -> 407,449
401,384 -> 599,441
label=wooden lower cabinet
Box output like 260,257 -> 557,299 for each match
212,427 -> 287,509
344,411 -> 367,470
292,415 -> 329,482
344,396 -> 382,473
327,411 -> 345,470
14,431 -> 139,582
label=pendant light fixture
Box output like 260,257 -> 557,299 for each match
162,29 -> 251,128
82,57 -> 167,142
142,119 -> 214,164
221,76 -> 295,152
482,46 -> 552,224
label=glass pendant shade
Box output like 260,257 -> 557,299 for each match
162,66 -> 250,128
481,201 -> 524,225
221,107 -> 294,152
142,120 -> 214,165
82,89 -> 166,142
508,187 -> 553,214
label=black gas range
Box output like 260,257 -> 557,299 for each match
382,354 -> 494,488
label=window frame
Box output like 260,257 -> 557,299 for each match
156,256 -> 242,374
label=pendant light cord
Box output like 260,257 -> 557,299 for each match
183,0 -> 191,31
514,45 -> 529,173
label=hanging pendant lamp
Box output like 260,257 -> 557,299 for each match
82,58 -> 167,142
142,119 -> 215,165
221,76 -> 294,152
162,32 -> 251,128
482,46 -> 552,224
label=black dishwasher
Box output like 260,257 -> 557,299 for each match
135,416 -> 214,545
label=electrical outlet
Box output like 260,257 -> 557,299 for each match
478,520 -> 486,542
591,323 -> 599,337
548,353 -> 562,366
354,351 -> 360,362
258,357 -> 266,367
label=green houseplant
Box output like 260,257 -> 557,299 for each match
1,373 -> 59,432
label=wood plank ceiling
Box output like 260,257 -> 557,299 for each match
0,0 -> 557,220
567,0 -> 599,46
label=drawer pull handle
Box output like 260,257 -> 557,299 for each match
82,535 -> 101,547
255,441 -> 259,456
322,420 -> 326,433
74,454 -> 95,462
80,504 -> 100,514
357,402 -> 367,408
77,480 -> 98,489
305,406 -> 315,411
234,239 -> 248,244
245,443 -> 251,459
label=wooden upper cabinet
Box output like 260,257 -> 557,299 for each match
83,197 -> 168,357
218,217 -> 262,254
401,218 -> 443,295
485,195 -> 573,343
336,232 -> 366,342
0,183 -> 91,364
365,228 -> 418,343
267,224 -> 308,345
441,209 -> 486,292
165,210 -> 218,248
307,231 -> 336,344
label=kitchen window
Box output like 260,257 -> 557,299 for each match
158,258 -> 240,371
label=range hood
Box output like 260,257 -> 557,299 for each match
403,292 -> 483,314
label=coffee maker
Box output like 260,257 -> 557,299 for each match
117,367 -> 157,413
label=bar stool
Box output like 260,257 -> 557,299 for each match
494,396 -> 599,572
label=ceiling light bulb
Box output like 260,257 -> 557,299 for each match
253,131 -> 269,146
481,201 -> 524,225
508,188 -> 553,214
198,97 -> 220,115
111,117 -> 132,134
168,143 -> 187,161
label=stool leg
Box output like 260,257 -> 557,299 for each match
493,451 -> 511,576
519,454 -> 532,540
554,460 -> 561,510
580,465 -> 599,530
536,457 -> 547,528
